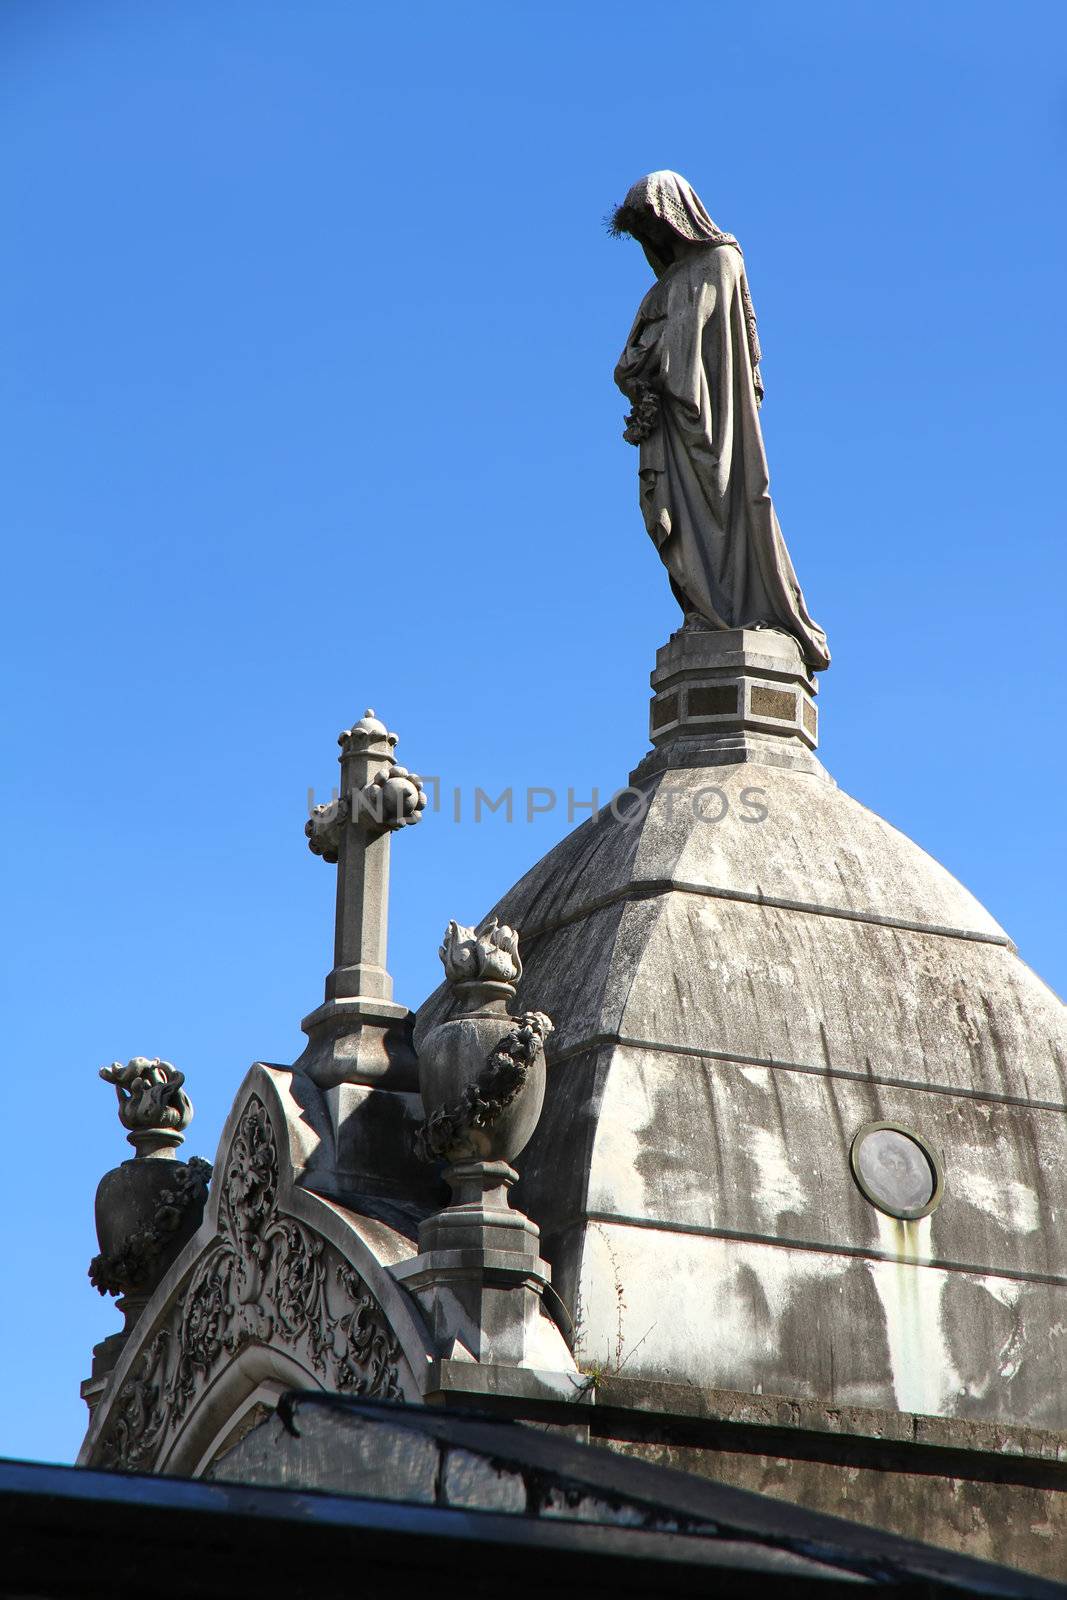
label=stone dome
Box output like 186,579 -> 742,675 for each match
419,629 -> 1067,1430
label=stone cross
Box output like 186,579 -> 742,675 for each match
296,710 -> 426,1091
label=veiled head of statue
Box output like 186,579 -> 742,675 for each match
611,171 -> 736,276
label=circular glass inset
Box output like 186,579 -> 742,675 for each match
849,1123 -> 943,1221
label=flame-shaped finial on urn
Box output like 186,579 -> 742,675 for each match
440,917 -> 522,991
100,1057 -> 192,1146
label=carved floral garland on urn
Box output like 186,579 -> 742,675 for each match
90,1157 -> 212,1298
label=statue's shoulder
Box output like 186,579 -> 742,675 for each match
692,241 -> 742,280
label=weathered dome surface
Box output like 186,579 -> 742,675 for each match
421,745 -> 1067,1429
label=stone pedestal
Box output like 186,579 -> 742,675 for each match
394,1161 -> 557,1366
80,1329 -> 129,1419
296,995 -> 418,1093
631,626 -> 823,783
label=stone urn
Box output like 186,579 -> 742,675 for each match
413,919 -> 552,1167
400,919 -> 562,1365
93,1143 -> 208,1299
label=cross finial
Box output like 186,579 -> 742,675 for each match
296,710 -> 427,1090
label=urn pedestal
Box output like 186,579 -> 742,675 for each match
396,1159 -> 555,1366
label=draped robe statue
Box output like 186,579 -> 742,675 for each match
613,171 -> 830,674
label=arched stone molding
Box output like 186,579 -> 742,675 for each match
169,1347 -> 320,1479
79,1064 -> 435,1475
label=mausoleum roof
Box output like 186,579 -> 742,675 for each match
416,631 -> 1067,1430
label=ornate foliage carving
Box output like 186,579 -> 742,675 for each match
94,1097 -> 403,1472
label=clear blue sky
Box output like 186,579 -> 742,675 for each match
3,1 -> 1065,1465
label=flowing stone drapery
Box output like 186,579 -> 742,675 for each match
613,171 -> 830,675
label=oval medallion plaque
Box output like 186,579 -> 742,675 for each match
850,1122 -> 943,1221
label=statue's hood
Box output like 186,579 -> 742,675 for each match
613,170 -> 738,277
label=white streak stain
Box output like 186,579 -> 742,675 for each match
867,1215 -> 961,1417
745,1124 -> 807,1227
587,1081 -> 649,1214
979,1276 -> 1023,1312
953,1169 -> 1040,1234
977,1277 -> 1026,1384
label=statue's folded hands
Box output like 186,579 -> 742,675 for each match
622,384 -> 660,445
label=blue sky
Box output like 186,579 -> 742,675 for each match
3,0 -> 1065,1464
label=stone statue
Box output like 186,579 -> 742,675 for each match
612,171 -> 830,674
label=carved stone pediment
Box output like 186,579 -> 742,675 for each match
79,1065 -> 434,1478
